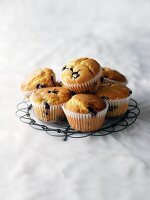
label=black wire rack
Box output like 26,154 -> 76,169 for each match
16,99 -> 140,141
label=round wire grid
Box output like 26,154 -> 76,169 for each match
16,99 -> 140,141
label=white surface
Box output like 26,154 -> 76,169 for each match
0,0 -> 150,199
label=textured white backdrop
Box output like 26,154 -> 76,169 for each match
0,0 -> 150,200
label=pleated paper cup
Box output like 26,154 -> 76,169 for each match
62,70 -> 101,94
100,77 -> 128,85
62,103 -> 108,132
105,95 -> 131,117
30,101 -> 66,122
22,90 -> 34,99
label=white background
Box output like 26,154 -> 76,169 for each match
0,0 -> 150,199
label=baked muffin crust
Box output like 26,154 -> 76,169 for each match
65,94 -> 106,115
61,58 -> 101,84
100,67 -> 127,83
30,87 -> 71,105
21,68 -> 56,91
96,83 -> 132,100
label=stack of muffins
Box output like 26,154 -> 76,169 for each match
20,57 -> 132,132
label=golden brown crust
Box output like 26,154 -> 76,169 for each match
61,58 -> 101,84
30,87 -> 71,105
20,68 -> 56,91
96,83 -> 131,100
65,94 -> 106,114
101,67 -> 127,83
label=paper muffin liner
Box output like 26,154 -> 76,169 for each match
62,70 -> 102,94
30,101 -> 66,122
22,90 -> 34,99
62,103 -> 108,132
104,95 -> 131,117
100,77 -> 128,85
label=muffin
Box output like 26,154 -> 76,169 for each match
20,68 -> 56,98
62,94 -> 108,132
96,83 -> 132,117
30,87 -> 71,122
100,67 -> 127,85
61,57 -> 102,93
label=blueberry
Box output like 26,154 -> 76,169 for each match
62,66 -> 67,71
36,84 -> 47,89
72,71 -> 80,79
88,106 -> 97,116
63,66 -> 74,73
48,90 -> 58,94
36,84 -> 42,89
44,102 -> 50,109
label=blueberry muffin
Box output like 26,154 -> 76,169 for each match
61,57 -> 102,93
20,68 -> 56,98
100,67 -> 127,85
96,83 -> 132,117
62,94 -> 108,132
30,87 -> 71,122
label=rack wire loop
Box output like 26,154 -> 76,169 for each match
16,99 -> 140,141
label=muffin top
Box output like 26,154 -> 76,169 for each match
30,87 -> 71,105
96,83 -> 132,100
64,94 -> 106,115
61,57 -> 101,84
100,67 -> 127,83
21,68 -> 56,91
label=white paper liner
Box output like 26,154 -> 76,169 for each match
100,77 -> 128,85
61,70 -> 102,94
22,90 -> 34,99
30,100 -> 65,122
62,102 -> 108,132
104,95 -> 131,117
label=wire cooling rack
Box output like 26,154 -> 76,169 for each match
16,99 -> 140,141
